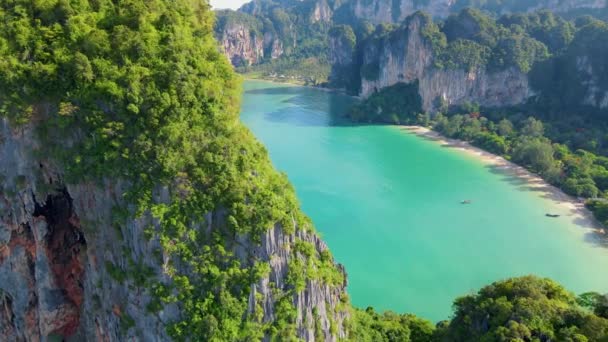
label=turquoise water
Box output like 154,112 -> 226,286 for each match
240,80 -> 608,322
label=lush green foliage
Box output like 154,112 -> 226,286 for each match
434,9 -> 551,72
347,307 -> 435,342
529,18 -> 608,112
0,0 -> 342,340
431,105 -> 608,224
349,82 -> 423,124
215,9 -> 263,37
237,56 -> 331,85
437,276 -> 608,341
347,276 -> 608,342
4,1 -> 608,340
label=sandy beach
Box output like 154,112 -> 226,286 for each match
400,125 -> 606,234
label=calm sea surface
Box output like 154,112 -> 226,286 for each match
240,80 -> 608,321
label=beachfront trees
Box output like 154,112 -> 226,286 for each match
438,276 -> 608,341
473,132 -> 509,154
520,117 -> 545,138
497,118 -> 514,137
511,137 -> 556,174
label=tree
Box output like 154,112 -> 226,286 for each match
439,276 -> 608,341
512,137 -> 556,174
497,118 -> 514,137
473,132 -> 509,154
520,116 -> 545,137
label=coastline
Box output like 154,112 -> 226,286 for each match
400,125 -> 606,234
242,76 -> 359,97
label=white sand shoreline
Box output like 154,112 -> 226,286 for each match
400,125 -> 606,235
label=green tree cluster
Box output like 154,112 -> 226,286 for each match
349,276 -> 608,342
349,82 -> 423,124
437,276 -> 608,341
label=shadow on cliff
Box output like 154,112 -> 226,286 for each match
244,85 -> 362,127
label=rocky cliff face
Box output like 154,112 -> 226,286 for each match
312,0 -> 334,22
218,23 -> 265,66
577,55 -> 608,109
350,0 -> 453,24
0,117 -> 348,341
346,0 -> 605,24
358,14 -> 532,111
214,9 -> 285,67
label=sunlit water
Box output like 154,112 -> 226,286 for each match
240,80 -> 608,321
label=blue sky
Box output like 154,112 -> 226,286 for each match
210,0 -> 249,9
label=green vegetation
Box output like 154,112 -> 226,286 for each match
434,9 -> 551,73
215,0 -> 333,82
349,82 -> 423,124
351,81 -> 608,225
348,276 -> 608,342
437,276 -> 608,341
431,107 -> 608,223
238,56 -> 331,85
0,0 -> 342,340
348,307 -> 435,341
3,0 -> 608,340
529,18 -> 608,112
347,11 -> 608,227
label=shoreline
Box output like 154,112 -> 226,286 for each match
242,76 -> 359,97
400,125 -> 606,235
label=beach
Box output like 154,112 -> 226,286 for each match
401,125 -> 606,234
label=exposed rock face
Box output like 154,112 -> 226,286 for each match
350,0 -> 454,24
328,26 -> 357,87
312,0 -> 333,22
217,23 -> 265,66
519,0 -> 605,14
347,0 -> 605,24
0,116 -> 348,340
214,9 -> 286,67
266,32 -> 285,59
359,14 -> 532,111
418,67 -> 531,111
243,227 -> 348,341
577,56 -> 608,109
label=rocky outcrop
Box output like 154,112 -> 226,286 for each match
358,13 -> 532,111
242,226 -> 348,341
217,22 -> 265,66
328,25 -> 357,87
312,0 -> 333,22
265,32 -> 285,59
418,67 -> 532,111
350,0 -> 453,24
577,55 -> 608,109
517,0 -> 605,14
0,116 -> 348,340
215,10 -> 286,67
346,0 -> 605,24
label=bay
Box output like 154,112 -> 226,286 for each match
240,80 -> 608,322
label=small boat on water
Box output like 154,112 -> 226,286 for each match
545,213 -> 560,218
461,200 -> 472,204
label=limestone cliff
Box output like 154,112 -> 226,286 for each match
215,10 -> 284,66
0,117 -> 348,341
577,56 -> 608,109
312,0 -> 334,22
328,25 -> 357,88
358,14 -> 532,111
345,0 -> 606,24
218,23 -> 265,66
